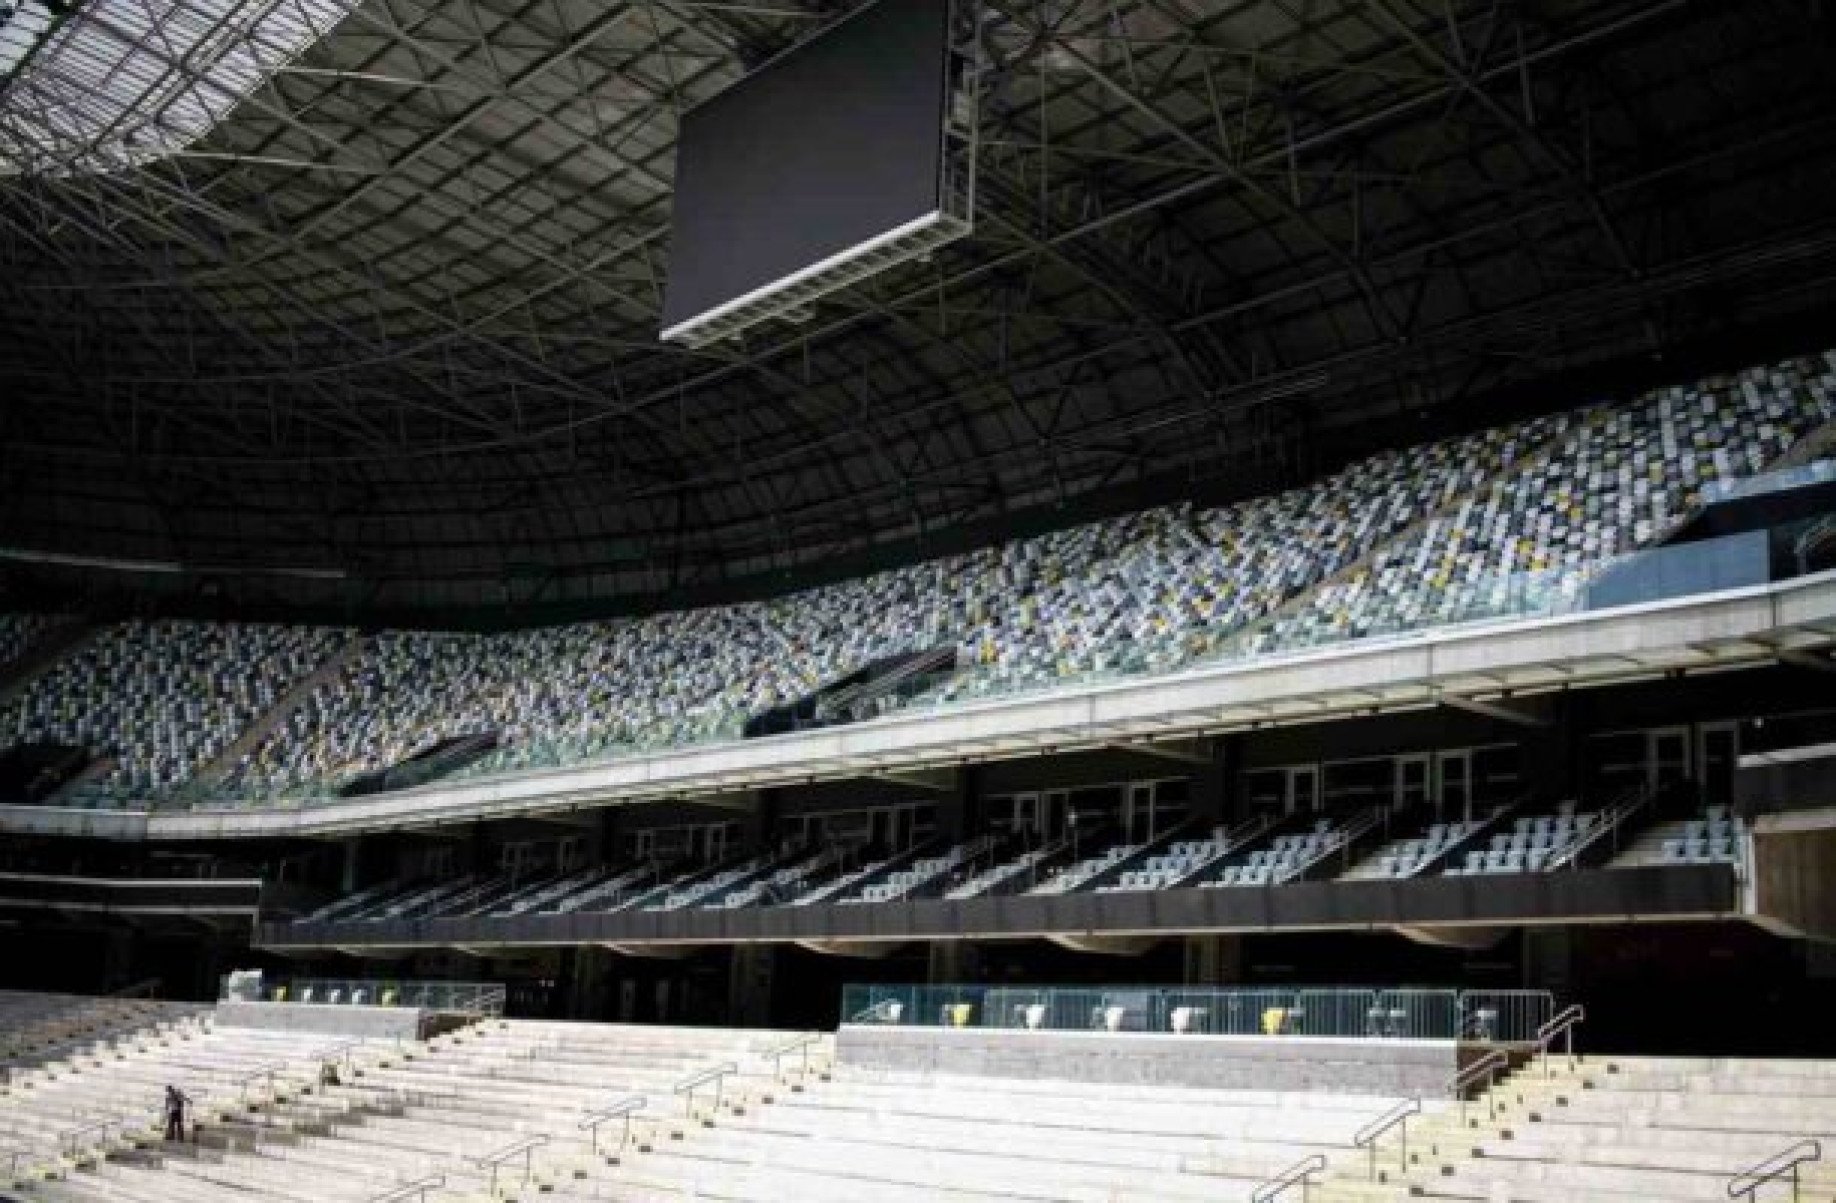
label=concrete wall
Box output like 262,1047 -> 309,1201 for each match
1753,808 -> 1836,941
837,1025 -> 1461,1097
214,1001 -> 428,1039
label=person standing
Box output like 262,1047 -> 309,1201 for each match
163,1084 -> 190,1142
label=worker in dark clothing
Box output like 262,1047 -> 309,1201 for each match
163,1084 -> 190,1142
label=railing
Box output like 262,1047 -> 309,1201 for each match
237,1061 -> 289,1100
1535,1003 -> 1585,1072
1353,1097 -> 1421,1180
1454,1049 -> 1510,1123
314,1040 -> 358,1076
764,1033 -> 824,1083
57,1119 -> 112,1156
579,1095 -> 647,1158
1250,1152 -> 1327,1202
1727,1139 -> 1821,1202
673,1062 -> 738,1119
240,977 -> 507,1016
367,1175 -> 444,1203
2,1146 -> 34,1178
841,983 -> 1558,1042
471,1134 -> 549,1194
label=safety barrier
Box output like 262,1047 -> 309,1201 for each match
843,983 -> 1557,1042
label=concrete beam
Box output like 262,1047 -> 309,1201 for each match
1436,692 -> 1548,728
1103,738 -> 1213,766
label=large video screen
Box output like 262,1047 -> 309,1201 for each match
660,0 -> 952,340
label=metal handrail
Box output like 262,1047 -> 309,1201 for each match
673,1062 -> 739,1117
1535,1003 -> 1586,1073
314,1040 -> 359,1075
367,1174 -> 444,1203
579,1095 -> 647,1157
1727,1139 -> 1821,1201
1353,1097 -> 1421,1180
56,1118 -> 118,1159
764,1033 -> 823,1080
1455,1049 -> 1509,1123
1250,1152 -> 1327,1202
471,1133 -> 550,1193
237,1060 -> 290,1099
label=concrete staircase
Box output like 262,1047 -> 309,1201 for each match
1312,1052 -> 1836,1203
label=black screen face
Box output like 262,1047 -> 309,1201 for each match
660,0 -> 951,336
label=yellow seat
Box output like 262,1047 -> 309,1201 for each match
1262,1007 -> 1285,1036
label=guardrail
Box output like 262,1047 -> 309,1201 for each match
763,1033 -> 824,1083
1250,1152 -> 1327,1202
1454,1049 -> 1510,1123
57,1119 -> 112,1156
579,1095 -> 647,1158
367,1174 -> 444,1203
842,983 -> 1557,1042
237,1061 -> 289,1101
471,1133 -> 549,1194
237,977 -> 508,1015
313,1040 -> 359,1076
1727,1138 -> 1821,1201
673,1062 -> 739,1119
1353,1097 -> 1420,1180
2,1146 -> 34,1178
1535,1003 -> 1585,1073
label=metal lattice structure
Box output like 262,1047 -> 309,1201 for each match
3,0 -> 1836,613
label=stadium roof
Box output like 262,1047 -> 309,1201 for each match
4,0 -> 1836,615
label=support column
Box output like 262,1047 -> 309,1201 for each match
927,940 -> 976,985
1182,934 -> 1243,986
934,768 -> 977,842
340,838 -> 361,893
1191,739 -> 1230,828
727,944 -> 777,1027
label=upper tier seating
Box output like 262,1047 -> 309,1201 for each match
1205,817 -> 1353,887
6,348 -> 1832,807
1660,807 -> 1742,865
1349,818 -> 1485,879
1611,805 -> 1745,868
1254,354 -> 1836,650
0,620 -> 348,798
1445,806 -> 1601,875
1028,840 -> 1140,895
0,614 -> 63,676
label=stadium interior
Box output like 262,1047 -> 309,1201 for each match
6,0 -> 1836,1199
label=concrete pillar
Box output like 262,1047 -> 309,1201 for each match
727,944 -> 776,1027
1182,934 -> 1243,986
756,789 -> 783,852
340,838 -> 361,893
927,941 -> 975,985
1216,734 -> 1247,825
934,768 -> 976,842
1191,740 -> 1230,827
598,807 -> 621,863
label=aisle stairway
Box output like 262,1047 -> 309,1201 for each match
1312,1052 -> 1836,1202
